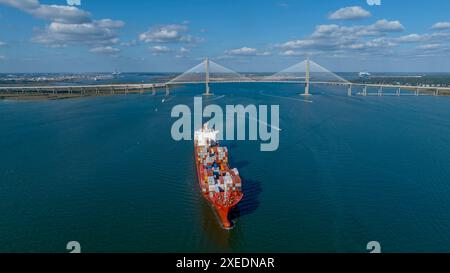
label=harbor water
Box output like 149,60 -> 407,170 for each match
1,82 -> 450,253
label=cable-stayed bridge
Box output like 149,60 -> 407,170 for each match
1,58 -> 449,97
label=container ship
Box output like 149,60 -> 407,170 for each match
194,124 -> 243,229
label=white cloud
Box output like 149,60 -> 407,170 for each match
226,47 -> 271,56
33,20 -> 123,47
395,32 -> 450,44
278,20 -> 404,57
31,5 -> 90,24
0,0 -> 125,49
95,19 -> 124,29
329,6 -> 371,20
150,45 -> 172,54
0,0 -> 90,24
417,44 -> 442,50
371,19 -> 404,32
228,47 -> 257,55
0,41 -> 6,46
179,47 -> 189,53
139,23 -> 200,44
89,46 -> 120,54
309,20 -> 404,39
0,55 -> 5,60
432,22 -> 450,30
0,0 -> 39,10
175,47 -> 191,58
67,0 -> 80,6
396,34 -> 427,43
280,50 -> 303,56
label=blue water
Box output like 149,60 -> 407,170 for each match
1,83 -> 450,253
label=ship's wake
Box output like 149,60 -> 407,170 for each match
259,91 -> 313,103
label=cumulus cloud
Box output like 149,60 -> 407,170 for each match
371,19 -> 404,32
227,47 -> 257,55
32,20 -> 123,47
0,41 -> 6,46
31,5 -> 90,24
0,0 -> 90,23
179,47 -> 190,53
276,15 -> 450,59
150,45 -> 172,54
280,50 -> 304,56
89,46 -> 120,54
0,0 -> 124,51
67,0 -> 80,6
281,20 -> 403,47
175,46 -> 190,58
95,19 -> 125,29
417,44 -> 442,50
432,22 -> 450,30
0,0 -> 39,10
415,43 -> 450,56
226,47 -> 271,56
328,6 -> 371,20
278,19 -> 405,57
396,34 -> 428,43
139,23 -> 200,44
395,32 -> 450,44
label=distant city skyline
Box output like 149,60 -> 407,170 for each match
1,0 -> 450,73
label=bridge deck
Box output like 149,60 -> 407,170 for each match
0,80 -> 449,93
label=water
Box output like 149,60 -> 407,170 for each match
1,82 -> 450,253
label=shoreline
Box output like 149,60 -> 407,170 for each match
0,93 -> 113,101
0,90 -> 150,101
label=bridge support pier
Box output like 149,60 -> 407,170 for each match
166,85 -> 170,96
363,85 -> 368,96
204,57 -> 213,96
415,88 -> 419,96
436,89 -> 439,96
396,88 -> 401,96
152,86 -> 156,96
347,84 -> 352,96
378,86 -> 383,96
301,58 -> 311,96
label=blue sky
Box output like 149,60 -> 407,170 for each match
1,0 -> 450,72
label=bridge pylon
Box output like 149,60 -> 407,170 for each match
165,85 -> 170,96
203,57 -> 213,96
301,58 -> 311,96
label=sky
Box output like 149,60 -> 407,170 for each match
1,0 -> 450,73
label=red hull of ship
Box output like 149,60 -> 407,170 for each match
195,143 -> 243,229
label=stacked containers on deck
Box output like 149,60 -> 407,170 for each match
231,168 -> 242,190
223,174 -> 233,193
214,147 -> 229,163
